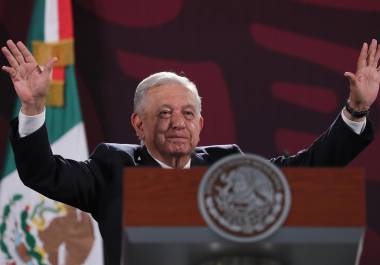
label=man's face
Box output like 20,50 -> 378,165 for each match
131,83 -> 203,160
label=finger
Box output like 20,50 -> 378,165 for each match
6,40 -> 25,65
374,44 -> 380,68
44,57 -> 58,72
1,65 -> 16,77
367,39 -> 377,66
1,66 -> 17,80
16,41 -> 36,64
357,42 -> 368,70
1,46 -> 19,69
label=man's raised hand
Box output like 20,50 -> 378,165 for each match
1,40 -> 57,115
344,39 -> 380,118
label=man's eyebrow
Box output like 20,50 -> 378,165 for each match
157,104 -> 196,109
182,104 -> 196,109
158,104 -> 172,109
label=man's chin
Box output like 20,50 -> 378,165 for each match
166,145 -> 193,157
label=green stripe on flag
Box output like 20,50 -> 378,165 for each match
0,142 -> 15,179
27,0 -> 45,45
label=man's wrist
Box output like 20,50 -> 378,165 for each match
341,108 -> 366,135
20,100 -> 46,116
18,107 -> 46,138
343,107 -> 366,122
344,100 -> 369,120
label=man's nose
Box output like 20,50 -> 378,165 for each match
171,113 -> 186,129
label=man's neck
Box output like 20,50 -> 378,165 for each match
145,147 -> 191,168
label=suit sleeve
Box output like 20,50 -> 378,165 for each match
269,114 -> 374,167
10,118 -> 109,218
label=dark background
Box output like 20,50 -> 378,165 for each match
1,0 -> 380,263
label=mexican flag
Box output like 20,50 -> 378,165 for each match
0,0 -> 103,264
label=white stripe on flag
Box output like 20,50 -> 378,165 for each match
51,122 -> 89,160
45,0 -> 59,42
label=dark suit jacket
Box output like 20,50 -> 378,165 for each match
10,114 -> 373,264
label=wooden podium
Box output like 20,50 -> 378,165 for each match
122,167 -> 366,265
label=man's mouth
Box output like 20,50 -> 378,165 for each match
166,135 -> 189,141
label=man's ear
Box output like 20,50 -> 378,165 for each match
131,112 -> 144,140
199,115 -> 204,131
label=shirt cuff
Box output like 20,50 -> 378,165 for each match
341,108 -> 366,135
18,108 -> 46,138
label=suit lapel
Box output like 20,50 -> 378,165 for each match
135,146 -> 161,167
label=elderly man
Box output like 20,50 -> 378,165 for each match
1,39 -> 379,264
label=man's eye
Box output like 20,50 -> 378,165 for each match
159,111 -> 171,118
184,111 -> 195,119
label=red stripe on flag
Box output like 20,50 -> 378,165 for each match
58,0 -> 73,39
53,67 -> 65,81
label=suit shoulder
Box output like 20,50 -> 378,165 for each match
91,143 -> 141,157
194,144 -> 242,162
195,144 -> 242,153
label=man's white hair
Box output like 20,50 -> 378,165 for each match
133,71 -> 202,115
